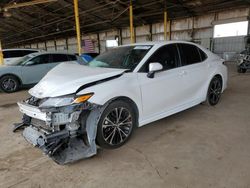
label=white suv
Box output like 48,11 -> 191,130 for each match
3,49 -> 40,65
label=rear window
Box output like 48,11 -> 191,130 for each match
178,44 -> 202,66
3,51 -> 10,58
7,50 -> 24,58
3,50 -> 38,58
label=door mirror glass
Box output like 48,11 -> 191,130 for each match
147,62 -> 163,78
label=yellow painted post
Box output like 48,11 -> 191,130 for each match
164,10 -> 168,40
129,0 -> 135,44
168,20 -> 171,40
73,0 -> 82,55
0,40 -> 3,65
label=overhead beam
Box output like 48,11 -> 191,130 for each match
4,0 -> 58,10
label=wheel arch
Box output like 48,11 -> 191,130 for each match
213,74 -> 223,86
202,73 -> 224,101
103,96 -> 140,127
0,73 -> 22,85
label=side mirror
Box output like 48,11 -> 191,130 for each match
147,62 -> 163,78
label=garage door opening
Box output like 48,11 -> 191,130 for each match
213,21 -> 249,38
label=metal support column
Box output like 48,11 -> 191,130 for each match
0,40 -> 3,65
164,10 -> 168,40
74,0 -> 82,55
129,0 -> 135,44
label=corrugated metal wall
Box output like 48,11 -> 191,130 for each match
213,36 -> 245,58
18,7 -> 249,57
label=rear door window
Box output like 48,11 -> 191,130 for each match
197,48 -> 207,62
29,54 -> 50,65
51,54 -> 69,62
178,44 -> 202,66
22,50 -> 38,56
68,55 -> 77,61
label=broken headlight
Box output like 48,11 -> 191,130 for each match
39,93 -> 94,108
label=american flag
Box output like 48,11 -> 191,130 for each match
82,39 -> 95,53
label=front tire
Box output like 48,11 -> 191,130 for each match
96,100 -> 136,149
0,75 -> 20,93
206,76 -> 223,106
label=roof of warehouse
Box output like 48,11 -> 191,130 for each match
0,0 -> 249,47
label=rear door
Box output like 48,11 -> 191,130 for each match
177,43 -> 209,102
21,54 -> 51,84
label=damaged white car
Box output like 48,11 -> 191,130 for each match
15,41 -> 228,164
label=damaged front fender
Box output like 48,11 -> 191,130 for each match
15,99 -> 107,164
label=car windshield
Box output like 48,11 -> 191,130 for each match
8,54 -> 37,66
88,45 -> 152,70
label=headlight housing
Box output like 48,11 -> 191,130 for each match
39,93 -> 94,108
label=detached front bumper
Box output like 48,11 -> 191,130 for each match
16,100 -> 102,164
18,102 -> 47,121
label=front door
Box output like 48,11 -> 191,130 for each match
21,54 -> 51,84
137,44 -> 187,121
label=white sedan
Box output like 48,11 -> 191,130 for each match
16,41 -> 228,164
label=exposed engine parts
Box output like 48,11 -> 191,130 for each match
14,96 -> 104,164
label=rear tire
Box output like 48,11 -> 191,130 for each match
206,76 -> 223,106
96,100 -> 136,149
0,75 -> 20,93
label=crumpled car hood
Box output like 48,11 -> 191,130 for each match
29,62 -> 125,98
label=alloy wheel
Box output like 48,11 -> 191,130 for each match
102,107 -> 133,146
2,78 -> 17,92
208,77 -> 222,106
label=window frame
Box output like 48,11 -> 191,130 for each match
177,43 -> 206,67
7,50 -> 24,58
139,43 -> 182,73
51,54 -> 70,63
26,54 -> 51,66
67,54 -> 77,61
197,47 -> 208,62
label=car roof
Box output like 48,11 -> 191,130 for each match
121,40 -> 200,47
3,48 -> 40,51
27,52 -> 77,56
120,40 -> 210,53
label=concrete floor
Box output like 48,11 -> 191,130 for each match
0,63 -> 250,188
